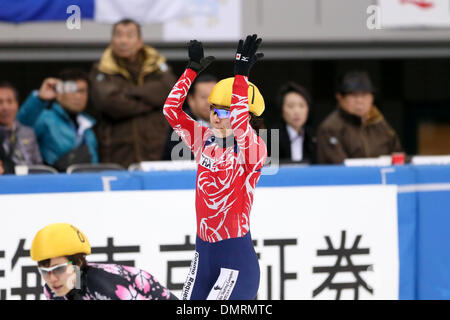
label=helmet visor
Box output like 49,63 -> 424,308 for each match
210,106 -> 231,119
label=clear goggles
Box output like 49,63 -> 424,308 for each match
38,261 -> 72,277
210,106 -> 231,119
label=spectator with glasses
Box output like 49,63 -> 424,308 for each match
30,223 -> 178,300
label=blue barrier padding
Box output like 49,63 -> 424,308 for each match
259,165 -> 385,187
386,166 -> 418,300
416,191 -> 450,300
2,164 -> 450,299
132,165 -> 386,190
413,165 -> 450,184
396,193 -> 417,300
133,170 -> 197,190
0,171 -> 142,194
413,166 -> 450,299
384,166 -> 417,186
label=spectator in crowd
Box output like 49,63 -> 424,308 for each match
0,82 -> 42,174
268,82 -> 316,164
163,74 -> 217,160
316,70 -> 402,164
18,69 -> 98,172
89,18 -> 177,168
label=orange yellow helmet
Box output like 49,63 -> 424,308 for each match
208,77 -> 265,116
30,223 -> 91,262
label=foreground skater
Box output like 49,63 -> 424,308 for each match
31,223 -> 178,300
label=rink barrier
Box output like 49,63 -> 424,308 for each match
1,164 -> 449,300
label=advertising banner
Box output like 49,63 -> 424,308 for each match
0,185 -> 398,300
379,0 -> 450,28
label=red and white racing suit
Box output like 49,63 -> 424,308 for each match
163,69 -> 267,243
163,69 -> 266,300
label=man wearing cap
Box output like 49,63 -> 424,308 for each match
316,70 -> 402,164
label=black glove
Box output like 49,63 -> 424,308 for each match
186,40 -> 215,74
234,34 -> 264,76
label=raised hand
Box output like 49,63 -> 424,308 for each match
234,34 -> 264,77
186,40 -> 215,74
38,78 -> 61,101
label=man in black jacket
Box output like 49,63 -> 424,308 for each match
268,82 -> 316,164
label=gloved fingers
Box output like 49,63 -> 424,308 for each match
242,34 -> 255,54
248,36 -> 261,56
255,52 -> 264,61
253,38 -> 262,52
236,39 -> 244,54
188,40 -> 204,62
200,56 -> 216,68
188,39 -> 202,50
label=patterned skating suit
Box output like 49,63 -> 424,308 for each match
44,263 -> 177,300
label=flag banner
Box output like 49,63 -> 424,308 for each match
0,0 -> 94,23
94,0 -> 188,24
0,0 -> 242,41
162,0 -> 242,41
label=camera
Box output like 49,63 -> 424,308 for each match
56,81 -> 78,94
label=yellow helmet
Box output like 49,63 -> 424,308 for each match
208,77 -> 265,116
30,223 -> 91,262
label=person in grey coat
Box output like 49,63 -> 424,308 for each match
0,82 -> 42,174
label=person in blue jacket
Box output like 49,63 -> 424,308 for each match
17,69 -> 98,171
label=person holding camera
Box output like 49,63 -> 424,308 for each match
17,69 -> 98,171
0,82 -> 42,174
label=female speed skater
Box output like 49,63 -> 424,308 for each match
163,34 -> 267,300
30,223 -> 178,300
